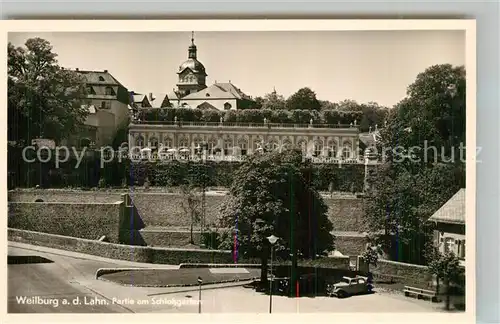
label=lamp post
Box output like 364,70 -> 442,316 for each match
197,276 -> 203,313
267,234 -> 279,314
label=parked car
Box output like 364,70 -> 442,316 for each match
326,275 -> 373,298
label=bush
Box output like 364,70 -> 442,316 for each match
138,108 -> 365,125
8,149 -> 366,192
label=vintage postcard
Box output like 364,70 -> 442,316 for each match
1,20 -> 476,323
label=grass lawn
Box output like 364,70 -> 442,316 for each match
100,268 -> 261,287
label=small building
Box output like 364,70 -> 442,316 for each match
428,188 -> 465,264
76,69 -> 131,129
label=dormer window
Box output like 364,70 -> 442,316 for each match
105,86 -> 115,96
99,76 -> 105,81
206,93 -> 210,97
86,86 -> 96,95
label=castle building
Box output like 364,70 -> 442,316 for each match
127,32 -> 378,163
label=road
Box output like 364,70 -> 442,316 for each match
7,242 -> 445,314
8,244 -> 134,313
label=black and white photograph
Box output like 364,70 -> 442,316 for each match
4,20 -> 475,318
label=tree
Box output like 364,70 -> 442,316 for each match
286,87 -> 321,111
363,64 -> 466,264
361,242 -> 382,287
8,38 -> 89,145
261,91 -> 286,110
180,184 -> 202,245
427,251 -> 464,310
217,150 -> 334,293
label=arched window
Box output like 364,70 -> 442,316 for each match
179,138 -> 188,148
238,138 -> 248,155
224,102 -> 232,110
149,137 -> 158,149
313,140 -> 323,157
136,135 -> 144,147
327,140 -> 337,158
98,76 -> 105,81
342,145 -> 352,159
164,138 -> 173,149
207,139 -> 217,155
224,138 -> 233,155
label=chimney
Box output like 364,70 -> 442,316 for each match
104,70 -> 108,73
149,93 -> 154,101
76,68 -> 79,71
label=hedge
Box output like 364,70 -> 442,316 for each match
138,108 -> 365,126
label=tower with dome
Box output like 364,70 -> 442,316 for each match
176,32 -> 208,98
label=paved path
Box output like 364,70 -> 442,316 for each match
7,242 -> 446,314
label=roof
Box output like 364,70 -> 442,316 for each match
181,82 -> 253,101
133,94 -> 147,103
75,69 -> 123,87
428,189 -> 465,225
359,132 -> 377,147
197,101 -> 218,110
149,93 -> 171,108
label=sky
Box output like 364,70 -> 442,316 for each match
8,30 -> 465,107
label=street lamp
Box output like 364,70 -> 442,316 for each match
267,234 -> 279,314
197,276 -> 203,313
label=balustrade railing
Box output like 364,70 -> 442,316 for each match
131,120 -> 358,129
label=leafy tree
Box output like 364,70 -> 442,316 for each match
337,99 -> 360,112
217,150 -> 334,293
363,64 -> 466,264
261,91 -> 286,110
427,251 -> 464,310
286,87 -> 321,111
8,38 -> 89,145
180,184 -> 202,244
319,100 -> 339,110
253,96 -> 265,109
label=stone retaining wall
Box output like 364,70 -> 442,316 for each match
8,228 -> 233,265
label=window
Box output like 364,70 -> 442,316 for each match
238,139 -> 248,156
313,141 -> 323,157
86,86 -> 96,95
149,137 -> 158,149
342,146 -> 352,159
327,140 -> 337,158
224,102 -> 232,110
164,138 -> 173,149
444,237 -> 455,254
207,140 -> 217,154
101,101 -> 107,109
136,136 -> 144,147
105,86 -> 115,96
458,240 -> 465,259
98,76 -> 105,81
224,138 -> 232,155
